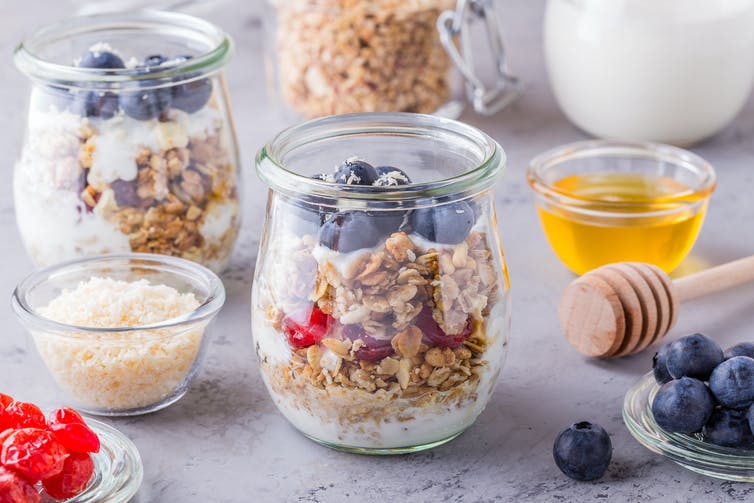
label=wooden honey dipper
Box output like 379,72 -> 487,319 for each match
559,255 -> 754,358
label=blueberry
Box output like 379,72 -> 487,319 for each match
72,91 -> 120,119
143,54 -> 169,68
552,421 -> 612,481
373,166 -> 412,187
724,342 -> 754,360
121,87 -> 171,120
666,333 -> 724,380
172,78 -> 213,113
709,356 -> 754,409
79,49 -> 124,69
333,159 -> 378,186
703,408 -> 754,447
411,201 -> 475,244
110,179 -> 141,207
318,211 -> 385,252
368,211 -> 405,236
652,377 -> 714,433
749,403 -> 754,438
652,343 -> 673,385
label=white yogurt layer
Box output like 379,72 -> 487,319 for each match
200,199 -> 239,242
88,107 -> 222,185
14,181 -> 131,265
15,104 -> 225,267
253,299 -> 509,449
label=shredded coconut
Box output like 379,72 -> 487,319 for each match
34,277 -> 207,411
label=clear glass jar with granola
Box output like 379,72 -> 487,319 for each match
265,0 -> 522,119
13,11 -> 241,273
252,113 -> 511,453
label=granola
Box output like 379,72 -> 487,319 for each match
273,0 -> 456,118
254,221 -> 507,447
14,100 -> 239,273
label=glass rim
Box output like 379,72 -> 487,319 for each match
527,140 -> 717,217
11,253 -> 225,336
255,112 -> 505,203
624,372 -> 754,481
13,9 -> 233,87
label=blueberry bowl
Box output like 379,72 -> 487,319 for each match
623,372 -> 754,481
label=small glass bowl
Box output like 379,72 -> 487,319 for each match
49,417 -> 144,502
12,253 -> 225,416
527,141 -> 716,274
623,372 -> 754,482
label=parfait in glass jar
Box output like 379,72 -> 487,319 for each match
252,113 -> 510,453
13,11 -> 241,272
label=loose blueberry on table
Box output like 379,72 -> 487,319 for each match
553,421 -> 612,481
0,393 -> 99,502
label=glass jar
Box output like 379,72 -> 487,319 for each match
265,0 -> 521,119
544,0 -> 754,145
13,10 -> 241,273
252,112 -> 510,454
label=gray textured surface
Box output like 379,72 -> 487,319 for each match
2,1 -> 754,501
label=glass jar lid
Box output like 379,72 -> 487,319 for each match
14,10 -> 232,89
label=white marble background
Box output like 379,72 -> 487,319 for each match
1,1 -> 754,501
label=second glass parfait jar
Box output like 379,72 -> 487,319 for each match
252,113 -> 510,454
13,11 -> 241,272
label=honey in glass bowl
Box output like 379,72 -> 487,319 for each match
528,141 -> 716,275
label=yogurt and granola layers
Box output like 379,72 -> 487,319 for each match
252,160 -> 509,450
14,46 -> 240,272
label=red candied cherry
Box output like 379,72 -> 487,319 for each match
0,430 -> 13,446
42,452 -> 94,501
0,394 -> 13,409
4,402 -> 46,430
48,422 -> 100,455
1,429 -> 67,483
282,307 -> 332,349
416,306 -> 472,348
0,466 -> 41,503
48,407 -> 85,427
343,325 -> 394,361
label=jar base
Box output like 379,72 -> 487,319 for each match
300,429 -> 467,455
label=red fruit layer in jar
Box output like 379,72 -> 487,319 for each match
282,307 -> 333,348
342,325 -> 394,361
416,306 -> 471,348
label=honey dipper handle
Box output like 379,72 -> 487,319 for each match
673,255 -> 754,302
